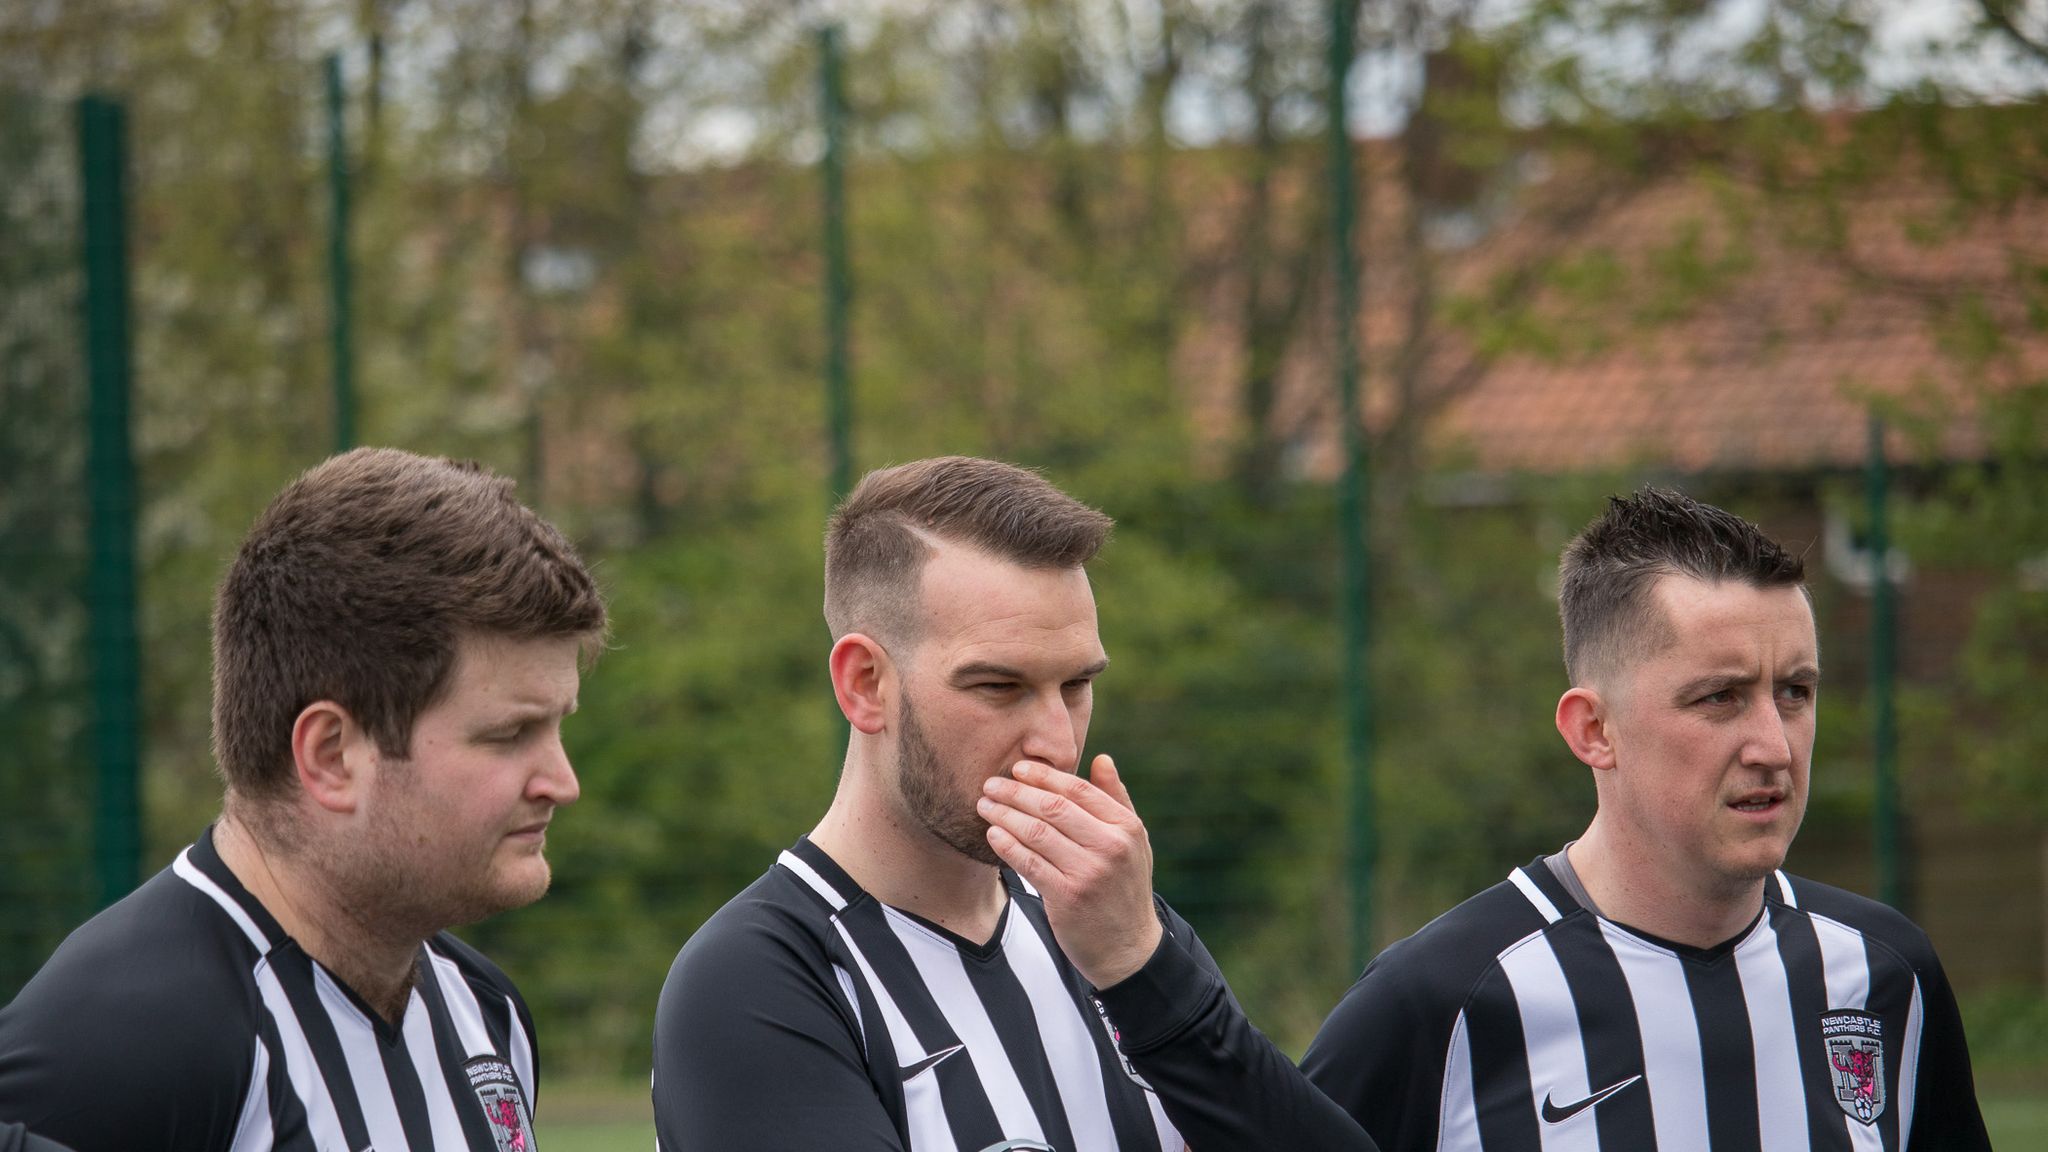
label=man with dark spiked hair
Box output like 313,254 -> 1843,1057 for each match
0,447 -> 607,1150
654,455 -> 1379,1151
1303,486 -> 1991,1151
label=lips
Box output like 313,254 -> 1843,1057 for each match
1728,790 -> 1784,813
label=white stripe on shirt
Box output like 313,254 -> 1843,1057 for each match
1733,912 -> 1809,1152
316,965 -> 409,1152
886,908 -> 1045,1144
1600,920 -> 1711,1149
1495,933 -> 1597,1152
833,918 -> 960,1152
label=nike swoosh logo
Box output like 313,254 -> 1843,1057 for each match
1541,1075 -> 1643,1123
900,1043 -> 966,1080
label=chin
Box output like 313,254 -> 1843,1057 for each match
483,862 -> 554,915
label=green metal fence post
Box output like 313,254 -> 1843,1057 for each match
1326,0 -> 1375,973
819,25 -> 853,503
326,53 -> 355,454
78,94 -> 142,909
1867,416 -> 1903,910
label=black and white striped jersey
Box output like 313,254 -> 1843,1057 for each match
654,837 -> 1188,1152
1302,857 -> 1991,1152
654,838 -> 1382,1152
0,826 -> 544,1152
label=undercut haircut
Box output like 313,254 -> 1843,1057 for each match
212,447 -> 607,805
1558,486 -> 1804,687
824,456 -> 1113,646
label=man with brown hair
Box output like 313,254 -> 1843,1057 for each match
0,447 -> 607,1151
1302,487 -> 1989,1151
654,455 -> 1376,1151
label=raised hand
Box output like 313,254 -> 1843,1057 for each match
979,755 -> 1163,989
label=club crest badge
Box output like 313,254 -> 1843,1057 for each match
1820,1009 -> 1886,1124
466,1056 -> 538,1151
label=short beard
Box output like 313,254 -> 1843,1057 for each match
895,694 -> 1003,866
328,756 -> 547,939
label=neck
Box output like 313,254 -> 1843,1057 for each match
215,811 -> 423,1023
1569,818 -> 1766,949
809,756 -> 1009,945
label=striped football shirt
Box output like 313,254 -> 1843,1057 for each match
0,825 -> 543,1151
1302,856 -> 1991,1152
654,837 -> 1184,1152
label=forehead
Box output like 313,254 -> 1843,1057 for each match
436,631 -> 583,710
912,543 -> 1102,667
1638,574 -> 1817,673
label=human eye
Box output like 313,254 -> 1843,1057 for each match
1696,687 -> 1737,707
1777,682 -> 1815,706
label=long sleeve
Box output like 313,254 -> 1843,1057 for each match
1095,900 -> 1381,1152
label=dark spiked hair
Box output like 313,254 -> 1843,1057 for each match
1558,486 -> 1804,686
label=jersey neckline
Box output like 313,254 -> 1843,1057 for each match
787,836 -> 1019,959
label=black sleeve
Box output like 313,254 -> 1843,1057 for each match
653,902 -> 905,1151
1300,945 -> 1444,1152
0,1122 -> 77,1152
1795,880 -> 1991,1152
1901,942 -> 1992,1152
0,925 -> 252,1151
1094,900 -> 1380,1152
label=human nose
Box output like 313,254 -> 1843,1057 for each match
1741,696 -> 1795,771
1019,688 -> 1081,772
530,735 -> 581,807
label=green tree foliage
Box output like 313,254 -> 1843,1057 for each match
5,0 -> 2046,1067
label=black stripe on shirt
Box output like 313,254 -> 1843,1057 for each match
1463,962 -> 1544,1148
415,954 -> 501,1150
1771,903 -> 1852,1152
1518,862 -> 1581,919
257,1012 -> 318,1149
1685,953 -> 1763,1152
1547,917 -> 1658,1148
958,942 -> 1078,1152
1011,896 -> 1163,1152
1864,930 -> 1914,1152
836,896 -> 1008,1150
822,926 -> 917,1150
376,999 -> 437,1151
270,945 -> 376,1152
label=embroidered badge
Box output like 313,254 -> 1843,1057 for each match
466,1056 -> 538,1151
1821,1009 -> 1886,1124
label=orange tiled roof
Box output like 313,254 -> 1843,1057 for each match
1218,143 -> 2048,479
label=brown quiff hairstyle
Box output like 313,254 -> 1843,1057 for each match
1558,485 -> 1805,688
211,447 -> 607,803
824,456 -> 1112,646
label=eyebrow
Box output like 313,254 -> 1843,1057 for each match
1673,665 -> 1820,701
489,698 -> 579,726
950,658 -> 1110,685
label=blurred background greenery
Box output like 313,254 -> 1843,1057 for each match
4,0 -> 2046,1144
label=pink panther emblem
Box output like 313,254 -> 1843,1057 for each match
1821,1009 -> 1886,1124
1832,1047 -> 1877,1108
487,1098 -> 528,1150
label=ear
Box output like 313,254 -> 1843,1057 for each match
1555,686 -> 1618,772
829,634 -> 894,736
290,701 -> 371,815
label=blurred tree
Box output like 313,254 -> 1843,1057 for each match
6,0 -> 2045,1069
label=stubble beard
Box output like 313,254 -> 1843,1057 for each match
337,758 -> 550,937
895,695 -> 1003,867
